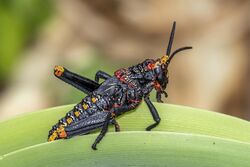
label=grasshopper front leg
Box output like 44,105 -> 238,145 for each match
144,96 -> 161,131
110,119 -> 120,132
95,70 -> 112,83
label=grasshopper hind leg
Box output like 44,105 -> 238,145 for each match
62,111 -> 117,150
54,66 -> 99,94
64,112 -> 108,137
91,112 -> 112,150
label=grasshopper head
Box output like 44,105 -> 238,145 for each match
153,22 -> 192,101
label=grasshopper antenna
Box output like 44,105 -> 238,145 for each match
166,21 -> 176,56
168,46 -> 192,63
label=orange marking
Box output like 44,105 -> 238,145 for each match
60,131 -> 67,138
54,66 -> 64,77
58,127 -> 67,138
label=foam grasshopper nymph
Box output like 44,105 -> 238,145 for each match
48,21 -> 192,150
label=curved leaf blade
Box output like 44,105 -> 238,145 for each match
1,132 -> 250,167
0,103 -> 250,156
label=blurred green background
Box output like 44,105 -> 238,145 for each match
0,0 -> 249,121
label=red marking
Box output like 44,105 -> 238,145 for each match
128,83 -> 134,88
129,99 -> 141,103
121,76 -> 126,83
114,70 -> 121,78
115,68 -> 128,84
154,81 -> 161,91
147,63 -> 154,70
112,103 -> 121,108
115,68 -> 136,88
114,68 -> 126,79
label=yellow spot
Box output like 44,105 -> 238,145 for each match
48,131 -> 58,141
67,117 -> 73,124
83,103 -> 88,110
154,62 -> 160,68
59,124 -> 66,128
54,65 -> 64,77
92,97 -> 97,103
74,111 -> 80,117
160,55 -> 169,64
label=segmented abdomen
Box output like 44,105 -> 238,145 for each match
48,93 -> 111,141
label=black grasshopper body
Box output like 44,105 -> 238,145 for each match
48,22 -> 192,150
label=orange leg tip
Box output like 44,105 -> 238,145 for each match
54,65 -> 64,77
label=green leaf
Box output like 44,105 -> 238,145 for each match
1,132 -> 250,167
0,102 -> 250,157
